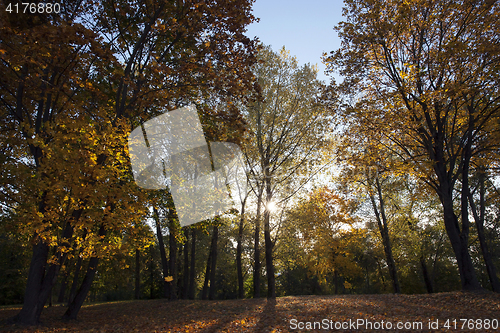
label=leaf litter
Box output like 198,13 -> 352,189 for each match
1,292 -> 499,332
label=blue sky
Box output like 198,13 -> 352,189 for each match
245,0 -> 345,83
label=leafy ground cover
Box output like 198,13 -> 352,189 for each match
1,292 -> 499,332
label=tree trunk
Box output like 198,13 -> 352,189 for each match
188,228 -> 196,300
334,270 -> 339,294
182,229 -> 190,299
62,224 -> 105,320
420,256 -> 434,293
68,228 -> 87,304
236,196 -> 247,299
201,240 -> 212,300
135,249 -> 141,299
468,169 -> 500,292
57,265 -> 70,303
14,218 -> 74,325
263,180 -> 276,299
150,246 -> 154,299
168,209 -> 178,301
153,206 -> 169,298
440,189 -> 481,291
68,255 -> 83,304
63,256 -> 99,320
14,239 -> 49,325
253,186 -> 263,298
368,176 -> 400,294
208,225 -> 219,300
432,131 -> 481,291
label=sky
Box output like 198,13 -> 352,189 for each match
244,0 -> 345,83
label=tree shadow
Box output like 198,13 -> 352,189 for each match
254,298 -> 277,332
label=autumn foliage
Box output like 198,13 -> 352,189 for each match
1,0 -> 500,330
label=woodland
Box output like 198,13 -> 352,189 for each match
0,0 -> 500,329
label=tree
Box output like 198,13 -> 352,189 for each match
1,0 -> 258,324
283,187 -> 364,293
243,46 -> 330,298
326,0 -> 500,291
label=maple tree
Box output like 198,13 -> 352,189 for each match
325,0 -> 500,291
0,0 -> 258,324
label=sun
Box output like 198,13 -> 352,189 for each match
266,201 -> 278,213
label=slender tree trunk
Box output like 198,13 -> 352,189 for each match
135,249 -> 141,299
188,228 -> 196,300
253,187 -> 263,298
334,270 -> 339,294
63,224 -> 105,320
68,255 -> 83,304
63,257 -> 98,320
57,265 -> 70,303
208,225 -> 219,300
182,229 -> 190,299
201,240 -> 212,300
236,196 -> 247,299
368,176 -> 400,294
68,228 -> 87,304
263,180 -> 276,299
153,206 -> 169,298
420,256 -> 434,293
376,258 -> 387,290
168,209 -> 178,301
150,246 -> 154,299
468,169 -> 500,292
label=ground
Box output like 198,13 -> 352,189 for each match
1,292 -> 499,332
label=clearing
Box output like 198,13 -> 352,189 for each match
1,292 -> 499,332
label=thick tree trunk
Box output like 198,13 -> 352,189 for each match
14,239 -> 49,325
236,196 -> 247,299
62,224 -> 105,320
441,190 -> 481,290
14,219 -> 74,325
36,250 -> 68,318
263,180 -> 275,299
432,133 -> 481,291
208,225 -> 219,300
468,170 -> 500,292
253,187 -> 263,298
135,249 -> 141,299
153,206 -> 169,298
188,228 -> 196,300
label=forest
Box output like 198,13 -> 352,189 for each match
1,0 -> 500,329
